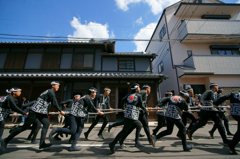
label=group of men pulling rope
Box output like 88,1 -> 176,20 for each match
0,81 -> 239,155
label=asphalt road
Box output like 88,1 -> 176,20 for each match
0,121 -> 239,159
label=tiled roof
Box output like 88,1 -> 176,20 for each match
0,72 -> 168,79
174,65 -> 195,70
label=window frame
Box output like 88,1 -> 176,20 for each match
158,61 -> 164,73
118,59 -> 135,70
159,25 -> 166,40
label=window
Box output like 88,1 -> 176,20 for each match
72,53 -> 93,69
0,53 -> 7,69
60,53 -> 73,69
41,52 -> 61,69
159,25 -> 166,40
218,50 -> 232,55
25,53 -> 42,69
187,50 -> 192,57
119,60 -> 134,69
158,61 -> 164,73
4,52 -> 27,69
83,54 -> 93,68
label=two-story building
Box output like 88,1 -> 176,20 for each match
146,0 -> 240,96
0,41 -> 167,121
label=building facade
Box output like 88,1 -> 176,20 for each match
146,0 -> 240,96
0,41 -> 167,121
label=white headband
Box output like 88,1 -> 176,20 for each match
51,81 -> 60,85
165,92 -> 173,95
142,85 -> 151,89
131,85 -> 139,90
186,88 -> 193,92
104,88 -> 111,91
180,91 -> 189,97
10,88 -> 22,92
6,89 -> 11,94
89,89 -> 97,92
74,94 -> 81,97
209,84 -> 218,87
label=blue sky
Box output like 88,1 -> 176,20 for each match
0,0 -> 239,52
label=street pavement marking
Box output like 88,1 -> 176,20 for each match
6,144 -> 119,148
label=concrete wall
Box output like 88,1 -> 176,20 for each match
135,58 -> 150,72
102,57 -> 118,71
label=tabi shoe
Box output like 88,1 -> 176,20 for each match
227,144 -> 238,155
39,142 -> 52,149
70,146 -> 82,151
151,135 -> 157,148
31,140 -> 39,144
84,132 -> 89,140
1,139 -> 8,151
135,141 -> 145,148
183,144 -> 194,151
109,142 -> 115,154
98,134 -> 104,140
208,131 -> 214,139
187,130 -> 193,140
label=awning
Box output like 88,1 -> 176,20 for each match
0,72 -> 168,79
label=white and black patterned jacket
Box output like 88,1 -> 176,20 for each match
30,89 -> 62,114
70,95 -> 98,117
200,90 -> 218,111
95,94 -> 111,110
122,93 -> 147,120
0,95 -> 26,121
158,96 -> 188,119
156,97 -> 168,116
215,92 -> 240,116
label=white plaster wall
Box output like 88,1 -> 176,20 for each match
209,76 -> 240,87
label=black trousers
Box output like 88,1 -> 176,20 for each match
56,114 -> 84,147
5,110 -> 50,145
0,119 -> 5,140
119,112 -> 151,143
111,118 -> 125,128
112,118 -> 142,146
55,114 -> 70,138
156,117 -> 188,150
210,112 -> 231,134
230,115 -> 240,148
27,119 -> 41,141
87,114 -> 109,135
189,110 -> 228,143
177,112 -> 196,137
152,115 -> 166,135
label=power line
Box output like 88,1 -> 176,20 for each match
0,18 -> 155,29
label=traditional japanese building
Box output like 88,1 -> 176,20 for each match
0,41 -> 167,121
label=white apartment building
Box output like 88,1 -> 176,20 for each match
146,0 -> 240,96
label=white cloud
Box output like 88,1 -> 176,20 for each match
237,0 -> 240,3
135,17 -> 143,25
115,0 -> 141,11
68,17 -> 115,41
115,0 -> 179,15
133,22 -> 157,52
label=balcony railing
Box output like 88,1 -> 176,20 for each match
178,19 -> 240,43
183,54 -> 240,74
